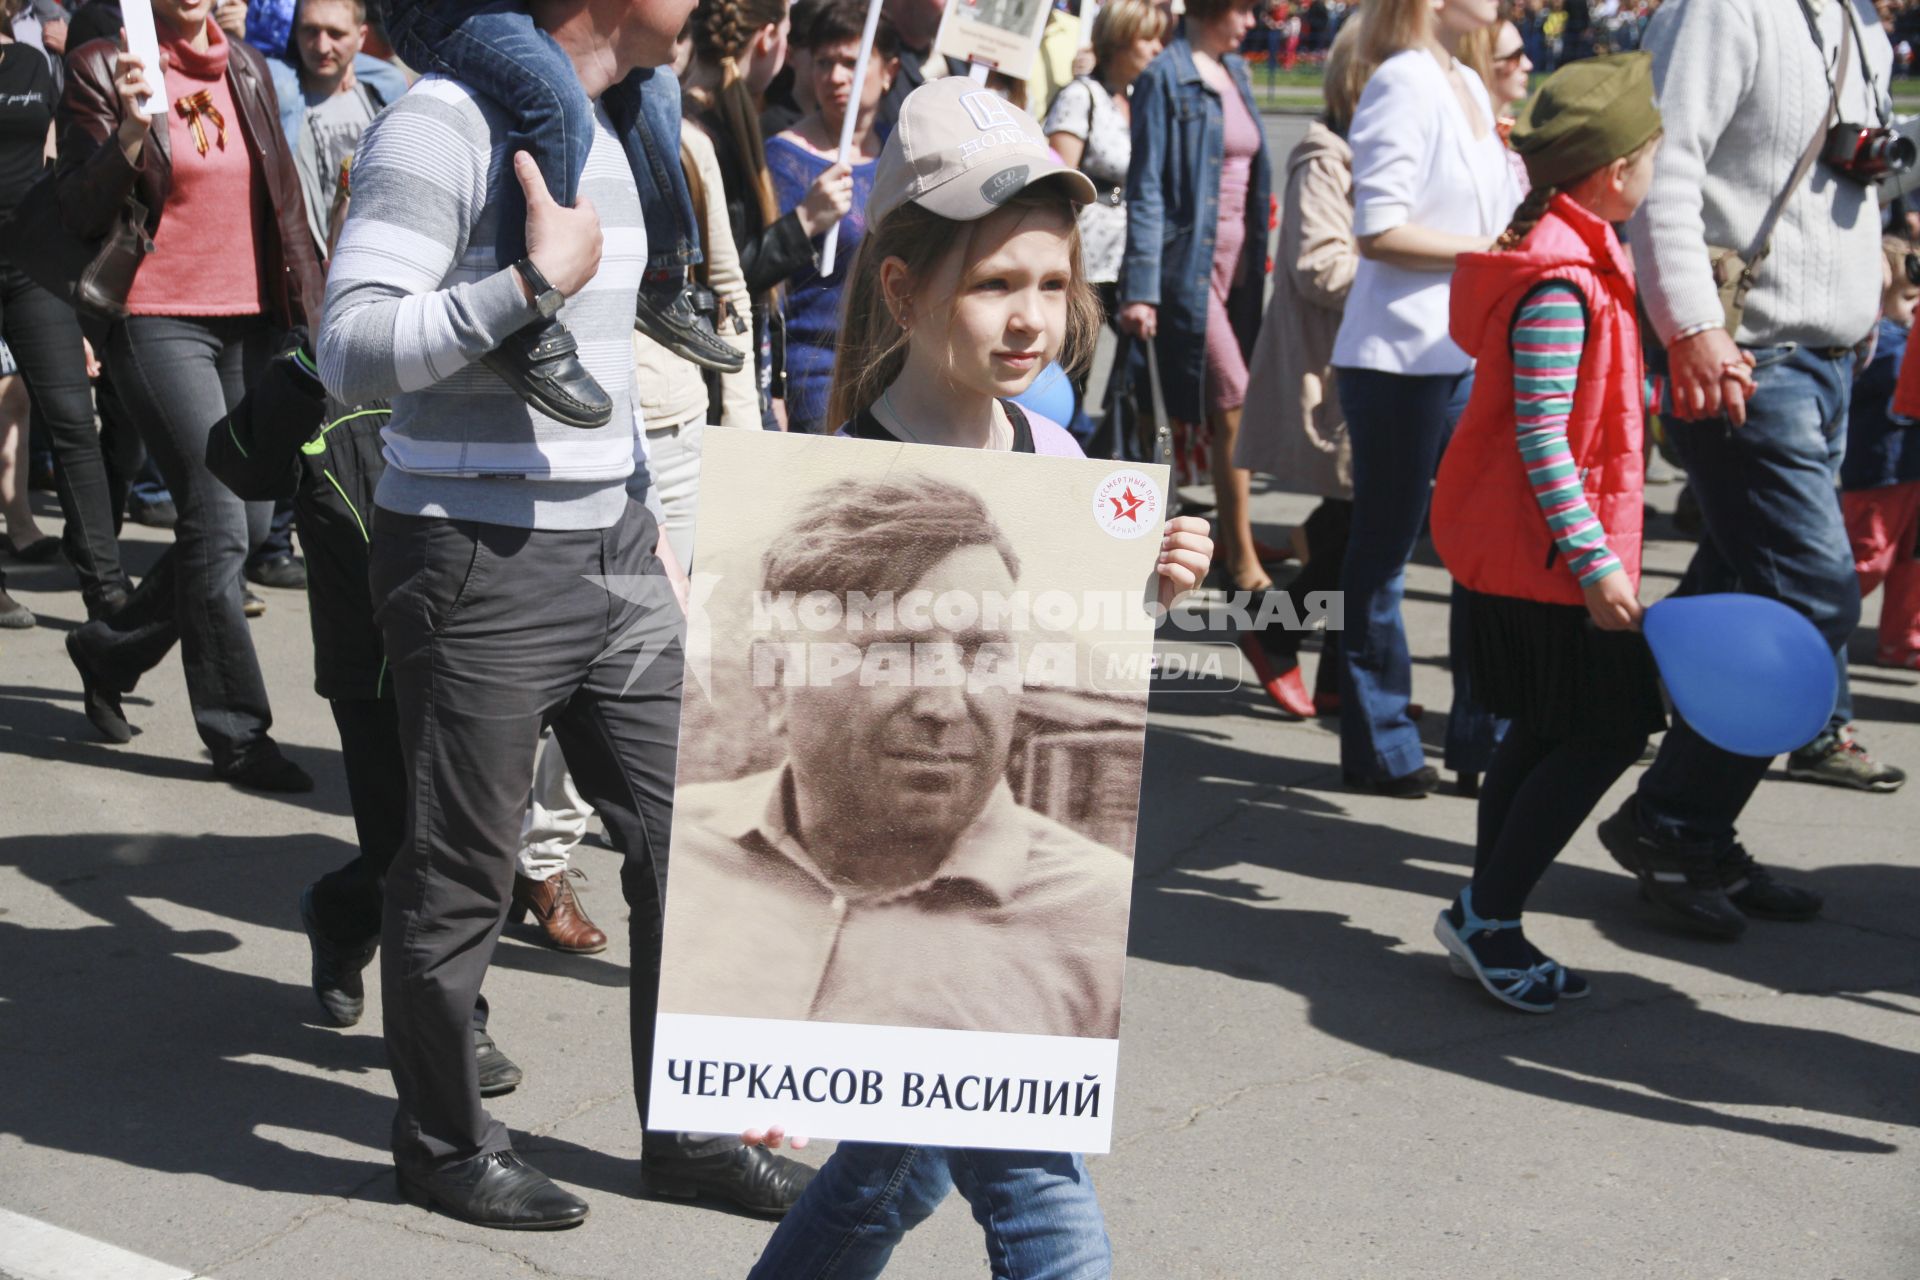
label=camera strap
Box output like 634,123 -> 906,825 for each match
1743,0 -> 1851,266
1796,0 -> 1879,124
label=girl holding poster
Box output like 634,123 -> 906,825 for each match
740,76 -> 1211,1277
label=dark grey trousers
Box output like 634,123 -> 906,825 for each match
369,499 -> 683,1173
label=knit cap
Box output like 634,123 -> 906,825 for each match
1510,52 -> 1662,190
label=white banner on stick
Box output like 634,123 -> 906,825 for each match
816,0 -> 886,277
651,1014 -> 1122,1152
120,1 -> 170,118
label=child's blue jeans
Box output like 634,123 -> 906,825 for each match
747,1144 -> 1111,1280
384,0 -> 699,276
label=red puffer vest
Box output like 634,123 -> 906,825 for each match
1432,194 -> 1645,608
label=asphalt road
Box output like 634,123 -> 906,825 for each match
0,107 -> 1916,1280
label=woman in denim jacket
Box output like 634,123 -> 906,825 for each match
1117,0 -> 1270,594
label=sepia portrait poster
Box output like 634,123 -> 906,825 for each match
649,430 -> 1169,1153
931,0 -> 1053,78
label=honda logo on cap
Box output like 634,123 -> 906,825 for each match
980,164 -> 1030,205
959,90 -> 1018,132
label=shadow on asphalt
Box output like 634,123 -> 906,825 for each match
1124,720 -> 1920,1156
0,831 -> 628,1200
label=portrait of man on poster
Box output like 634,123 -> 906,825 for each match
659,475 -> 1134,1041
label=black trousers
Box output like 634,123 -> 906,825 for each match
313,694 -> 491,1034
0,264 -> 123,595
86,315 -> 275,766
311,697 -> 407,944
369,499 -> 682,1173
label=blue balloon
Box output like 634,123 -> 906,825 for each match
1641,593 -> 1837,757
1011,362 -> 1077,427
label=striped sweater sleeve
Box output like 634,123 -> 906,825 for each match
316,81 -> 539,408
1512,282 -> 1622,588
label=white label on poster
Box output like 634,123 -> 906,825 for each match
650,1014 -> 1121,1153
120,0 -> 170,119
932,0 -> 1053,78
1092,469 -> 1161,539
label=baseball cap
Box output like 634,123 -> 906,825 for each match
868,77 -> 1098,227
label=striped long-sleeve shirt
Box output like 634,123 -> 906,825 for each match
317,76 -> 651,531
1512,282 -> 1621,587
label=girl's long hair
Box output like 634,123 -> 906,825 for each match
826,184 -> 1104,430
689,0 -> 788,231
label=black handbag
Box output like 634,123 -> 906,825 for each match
0,168 -> 153,321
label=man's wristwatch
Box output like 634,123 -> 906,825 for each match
513,257 -> 564,319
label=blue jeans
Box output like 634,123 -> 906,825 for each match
385,0 -> 697,273
1334,367 -> 1505,780
748,1145 -> 1111,1280
1635,345 -> 1860,847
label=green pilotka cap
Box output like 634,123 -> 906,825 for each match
1510,52 -> 1662,191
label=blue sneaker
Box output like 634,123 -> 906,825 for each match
1434,891 -> 1558,1014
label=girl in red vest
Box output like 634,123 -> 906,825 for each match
1428,55 -> 1674,1013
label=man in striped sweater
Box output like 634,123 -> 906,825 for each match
318,0 -> 813,1231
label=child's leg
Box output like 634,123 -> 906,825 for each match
1472,723 -> 1646,926
1841,488 -> 1901,601
604,69 -> 742,371
604,68 -> 701,276
1876,482 -> 1920,663
384,0 -> 594,263
746,1144 -> 953,1280
947,1148 -> 1111,1279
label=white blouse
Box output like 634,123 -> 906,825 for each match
1330,48 -> 1521,377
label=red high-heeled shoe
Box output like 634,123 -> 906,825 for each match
1236,634 -> 1315,719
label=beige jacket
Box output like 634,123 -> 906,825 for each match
1234,121 -> 1355,500
632,126 -> 758,430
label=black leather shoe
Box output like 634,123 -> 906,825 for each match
1342,764 -> 1438,798
640,1136 -> 815,1217
481,319 -> 613,429
216,744 -> 314,794
299,884 -> 377,1027
127,496 -> 177,528
396,1151 -> 588,1230
634,281 -> 746,373
83,576 -> 133,622
66,628 -> 132,743
475,1029 -> 523,1098
246,552 -> 308,591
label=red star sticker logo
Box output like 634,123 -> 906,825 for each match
1108,486 -> 1147,522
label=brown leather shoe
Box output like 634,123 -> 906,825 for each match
509,870 -> 608,954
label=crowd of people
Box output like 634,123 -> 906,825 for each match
0,0 -> 1913,1270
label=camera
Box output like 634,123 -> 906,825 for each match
1823,124 -> 1917,183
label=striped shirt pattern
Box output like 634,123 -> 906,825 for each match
318,75 -> 650,531
1512,282 -> 1620,587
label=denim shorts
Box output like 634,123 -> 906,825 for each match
0,337 -> 16,379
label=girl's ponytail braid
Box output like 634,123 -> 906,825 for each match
692,0 -> 782,230
1496,185 -> 1556,251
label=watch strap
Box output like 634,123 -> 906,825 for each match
513,257 -> 562,316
